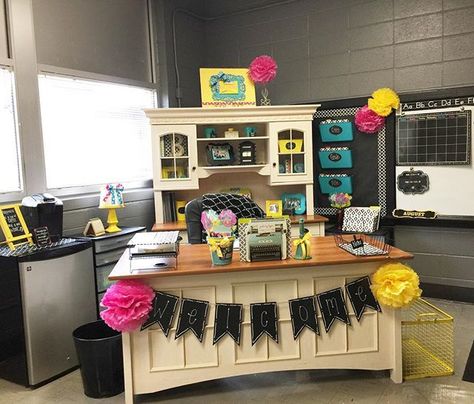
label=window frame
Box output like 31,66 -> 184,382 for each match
36,65 -> 158,199
0,61 -> 25,204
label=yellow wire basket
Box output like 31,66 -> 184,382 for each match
401,298 -> 454,380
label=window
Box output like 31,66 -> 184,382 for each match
38,74 -> 156,189
0,67 -> 22,193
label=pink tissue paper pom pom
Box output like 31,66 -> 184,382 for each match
354,105 -> 385,134
100,279 -> 155,332
248,55 -> 278,85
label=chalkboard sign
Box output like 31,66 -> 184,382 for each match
33,226 -> 51,247
397,170 -> 429,194
0,204 -> 33,250
3,208 -> 24,237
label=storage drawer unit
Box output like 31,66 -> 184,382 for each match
88,226 -> 145,316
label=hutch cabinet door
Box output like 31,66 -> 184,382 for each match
151,125 -> 198,190
269,121 -> 313,184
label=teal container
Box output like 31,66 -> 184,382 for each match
208,237 -> 234,265
318,148 -> 352,169
318,174 -> 352,194
319,120 -> 353,142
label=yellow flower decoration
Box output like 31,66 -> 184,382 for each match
370,262 -> 422,308
371,87 -> 400,109
368,97 -> 392,117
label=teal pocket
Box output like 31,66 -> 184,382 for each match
318,174 -> 352,194
319,148 -> 352,169
319,120 -> 353,142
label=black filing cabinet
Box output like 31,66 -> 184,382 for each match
86,226 -> 146,317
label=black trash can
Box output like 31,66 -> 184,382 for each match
73,320 -> 124,398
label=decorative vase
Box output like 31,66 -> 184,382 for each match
335,208 -> 345,231
208,237 -> 235,266
260,87 -> 271,106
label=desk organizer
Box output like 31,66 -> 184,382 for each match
319,119 -> 353,142
401,298 -> 454,380
318,174 -> 352,194
318,147 -> 352,169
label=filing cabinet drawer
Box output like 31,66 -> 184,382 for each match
96,263 -> 116,293
95,249 -> 124,267
94,232 -> 141,253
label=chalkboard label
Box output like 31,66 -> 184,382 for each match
250,302 -> 278,345
350,237 -> 364,249
175,298 -> 209,342
33,226 -> 51,247
316,288 -> 350,333
329,125 -> 342,135
213,303 -> 242,345
3,208 -> 24,237
141,292 -> 179,336
345,276 -> 381,321
393,209 -> 437,219
329,152 -> 341,161
329,178 -> 342,187
288,141 -> 296,150
397,170 -> 429,194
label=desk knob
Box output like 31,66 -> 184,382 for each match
192,166 -> 196,171
272,162 -> 277,167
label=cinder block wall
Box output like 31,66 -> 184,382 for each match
201,0 -> 474,105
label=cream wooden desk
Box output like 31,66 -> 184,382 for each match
109,237 -> 413,403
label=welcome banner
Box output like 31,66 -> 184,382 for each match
141,276 -> 381,345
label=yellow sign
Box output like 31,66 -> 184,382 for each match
0,204 -> 33,250
199,68 -> 256,108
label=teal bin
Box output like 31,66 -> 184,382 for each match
318,148 -> 352,169
319,120 -> 353,142
318,174 -> 352,194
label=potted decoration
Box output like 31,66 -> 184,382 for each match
201,209 -> 237,265
329,193 -> 352,230
248,55 -> 278,105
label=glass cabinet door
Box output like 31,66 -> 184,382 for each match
269,121 -> 313,184
152,125 -> 198,190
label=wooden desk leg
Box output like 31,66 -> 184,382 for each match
390,308 -> 403,383
122,332 -> 135,404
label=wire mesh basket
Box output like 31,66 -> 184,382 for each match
401,298 -> 454,380
333,232 -> 391,256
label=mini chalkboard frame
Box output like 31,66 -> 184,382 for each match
0,204 -> 33,250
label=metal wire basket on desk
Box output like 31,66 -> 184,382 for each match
401,298 -> 454,380
333,232 -> 391,256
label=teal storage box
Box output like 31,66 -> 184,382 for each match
318,147 -> 352,169
319,174 -> 352,194
319,119 -> 353,142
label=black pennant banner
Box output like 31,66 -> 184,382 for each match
250,303 -> 278,345
317,288 -> 351,333
345,276 -> 381,321
213,303 -> 243,345
141,291 -> 179,335
175,298 -> 209,342
289,296 -> 319,339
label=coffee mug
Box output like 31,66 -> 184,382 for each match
244,126 -> 257,137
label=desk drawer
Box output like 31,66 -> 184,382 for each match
95,249 -> 124,267
94,232 -> 142,253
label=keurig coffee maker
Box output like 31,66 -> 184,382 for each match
21,193 -> 63,241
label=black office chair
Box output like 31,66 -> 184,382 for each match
185,193 -> 265,244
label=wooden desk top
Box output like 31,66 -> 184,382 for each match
109,236 -> 413,280
151,215 -> 329,232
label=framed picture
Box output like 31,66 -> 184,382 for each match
282,193 -> 306,215
206,143 -> 235,166
266,200 -> 283,218
200,68 -> 256,108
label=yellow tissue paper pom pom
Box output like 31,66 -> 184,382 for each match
371,87 -> 400,109
370,262 -> 422,308
368,97 -> 393,117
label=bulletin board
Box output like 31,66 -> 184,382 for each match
395,101 -> 474,217
312,101 -> 396,218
